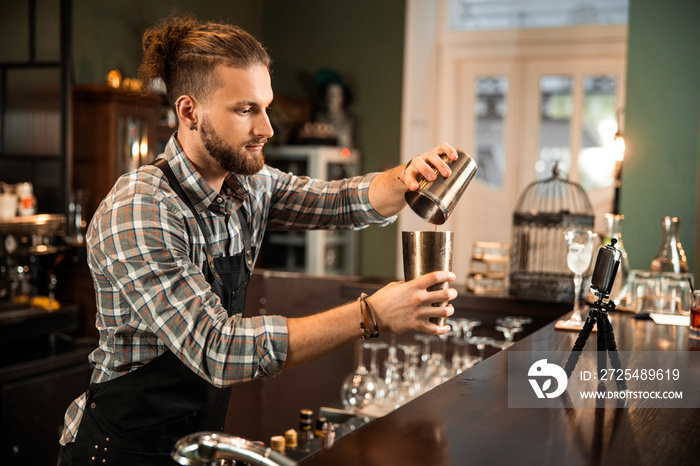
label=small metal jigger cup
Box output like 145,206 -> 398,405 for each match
402,231 -> 454,327
404,150 -> 477,224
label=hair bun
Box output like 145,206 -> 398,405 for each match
140,15 -> 198,82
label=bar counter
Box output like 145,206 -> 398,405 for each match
302,312 -> 700,466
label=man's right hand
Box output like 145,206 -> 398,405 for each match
367,271 -> 457,335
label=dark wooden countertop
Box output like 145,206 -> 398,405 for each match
302,312 -> 700,466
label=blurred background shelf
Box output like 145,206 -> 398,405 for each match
260,145 -> 360,276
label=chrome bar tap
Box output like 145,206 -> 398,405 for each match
172,432 -> 297,466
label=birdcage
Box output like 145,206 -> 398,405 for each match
509,164 -> 594,302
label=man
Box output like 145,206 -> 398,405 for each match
58,15 -> 459,465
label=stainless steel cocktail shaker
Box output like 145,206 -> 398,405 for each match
402,230 -> 454,326
404,150 -> 477,224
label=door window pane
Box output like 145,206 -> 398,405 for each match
474,76 -> 507,188
537,76 -> 573,180
578,75 -> 618,190
449,0 -> 629,31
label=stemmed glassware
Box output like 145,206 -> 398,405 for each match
396,343 -> 422,403
495,316 -> 532,341
447,318 -> 482,374
495,320 -> 522,343
562,229 -> 597,325
447,319 -> 466,375
509,316 -> 533,328
414,334 -> 434,367
340,314 -> 540,409
459,319 -> 482,369
467,336 -> 495,363
382,337 -> 403,408
493,316 -> 533,349
341,341 -> 385,412
365,340 -> 388,390
417,334 -> 451,391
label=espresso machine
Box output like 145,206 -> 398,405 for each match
0,214 -> 81,349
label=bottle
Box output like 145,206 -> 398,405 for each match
283,428 -> 303,461
650,216 -> 689,274
321,421 -> 336,450
284,428 -> 298,451
315,416 -> 327,438
298,409 -> 314,451
16,182 -> 36,216
270,435 -> 286,454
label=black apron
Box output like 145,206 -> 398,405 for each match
63,159 -> 254,465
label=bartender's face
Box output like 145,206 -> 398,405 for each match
199,64 -> 274,175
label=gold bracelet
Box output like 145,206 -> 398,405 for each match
358,292 -> 379,339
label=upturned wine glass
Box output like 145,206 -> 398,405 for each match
563,229 -> 597,325
383,341 -> 403,408
396,343 -> 422,404
458,318 -> 482,369
341,341 -> 385,412
447,318 -> 466,375
418,334 -> 451,391
467,336 -> 495,363
495,316 -> 532,342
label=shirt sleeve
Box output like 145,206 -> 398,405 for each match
262,166 -> 398,231
88,174 -> 288,388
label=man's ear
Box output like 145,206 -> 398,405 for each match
175,95 -> 199,130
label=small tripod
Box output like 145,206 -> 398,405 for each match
563,238 -> 627,392
563,293 -> 627,392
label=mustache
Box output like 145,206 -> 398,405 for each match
247,138 -> 268,145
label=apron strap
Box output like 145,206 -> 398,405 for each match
236,207 -> 254,273
152,158 -> 223,285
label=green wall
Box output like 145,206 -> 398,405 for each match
259,1 -> 406,277
621,0 -> 700,276
73,0 -> 263,83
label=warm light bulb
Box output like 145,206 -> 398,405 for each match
140,140 -> 148,156
613,134 -> 625,162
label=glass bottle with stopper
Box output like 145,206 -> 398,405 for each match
650,216 -> 688,273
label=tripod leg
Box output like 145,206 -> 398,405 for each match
564,310 -> 597,378
598,312 -> 628,391
572,310 -> 596,352
596,315 -> 606,380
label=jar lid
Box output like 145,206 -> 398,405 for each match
270,435 -> 285,453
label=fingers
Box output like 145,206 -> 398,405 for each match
417,305 -> 455,335
405,143 -> 458,191
411,270 -> 456,289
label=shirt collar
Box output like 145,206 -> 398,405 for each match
161,133 -> 248,214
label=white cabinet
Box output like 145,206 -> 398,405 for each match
260,146 -> 360,276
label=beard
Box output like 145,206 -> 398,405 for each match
199,116 -> 265,175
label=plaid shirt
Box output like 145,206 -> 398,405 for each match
61,135 -> 394,444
